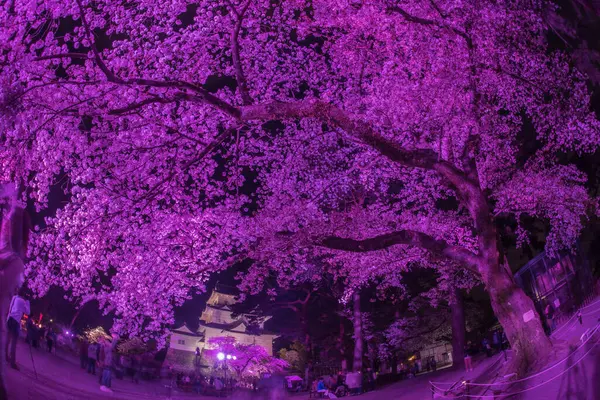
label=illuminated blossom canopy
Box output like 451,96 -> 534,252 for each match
205,336 -> 288,377
1,0 -> 599,368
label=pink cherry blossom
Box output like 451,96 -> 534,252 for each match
1,1 -> 598,368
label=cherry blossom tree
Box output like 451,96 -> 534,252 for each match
205,336 -> 288,378
2,0 -> 600,373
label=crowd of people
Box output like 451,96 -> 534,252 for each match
78,334 -> 120,392
25,317 -> 57,353
79,338 -> 144,384
464,328 -> 510,372
169,371 -> 226,395
311,368 -> 377,398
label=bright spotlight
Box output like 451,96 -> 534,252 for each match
232,356 -> 237,360
217,352 -> 225,361
226,354 -> 232,360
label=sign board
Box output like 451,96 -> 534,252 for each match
523,310 -> 535,322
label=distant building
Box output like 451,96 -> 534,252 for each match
165,284 -> 278,372
419,342 -> 453,368
514,249 -> 594,323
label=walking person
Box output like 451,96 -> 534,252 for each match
46,327 -> 56,353
492,330 -> 501,353
194,347 -> 201,368
5,287 -> 30,370
165,366 -> 176,400
482,337 -> 492,357
98,337 -> 112,392
80,337 -> 89,369
464,343 -> 473,372
87,341 -> 98,375
131,353 -> 141,383
98,335 -> 118,393
545,303 -> 556,333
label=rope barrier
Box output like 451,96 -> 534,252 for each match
552,297 -> 600,339
436,329 -> 600,398
430,322 -> 599,394
554,306 -> 600,340
579,296 -> 600,310
429,354 -> 505,387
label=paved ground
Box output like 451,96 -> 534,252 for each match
511,298 -> 600,400
4,342 -> 195,400
359,354 -> 505,400
1,340 -> 504,400
4,297 -> 600,399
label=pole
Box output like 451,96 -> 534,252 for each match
27,341 -> 38,380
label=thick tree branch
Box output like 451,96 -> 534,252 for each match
317,230 -> 480,274
387,6 -> 473,49
240,101 -> 477,196
227,0 -> 253,105
108,95 -> 184,115
34,52 -> 88,61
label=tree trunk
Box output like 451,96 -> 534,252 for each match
301,306 -> 312,384
368,341 -> 376,370
481,259 -> 552,374
352,291 -> 363,372
470,179 -> 552,374
450,288 -> 465,369
391,353 -> 398,375
339,319 -> 347,372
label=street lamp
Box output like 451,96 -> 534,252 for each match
216,352 -> 235,390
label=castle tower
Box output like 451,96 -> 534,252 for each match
165,284 -> 278,372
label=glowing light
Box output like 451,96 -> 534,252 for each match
217,352 -> 225,361
226,354 -> 232,360
50,319 -> 53,322
232,356 -> 237,360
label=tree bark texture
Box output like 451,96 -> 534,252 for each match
352,291 -> 363,372
450,288 -> 465,369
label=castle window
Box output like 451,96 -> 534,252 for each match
178,339 -> 185,345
